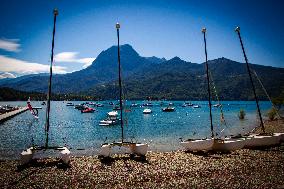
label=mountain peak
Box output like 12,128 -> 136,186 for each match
168,56 -> 186,63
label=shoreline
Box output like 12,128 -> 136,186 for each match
1,148 -> 284,188
0,118 -> 284,188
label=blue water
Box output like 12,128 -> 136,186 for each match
0,101 -> 272,159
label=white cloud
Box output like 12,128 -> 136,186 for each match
0,39 -> 21,52
0,72 -> 16,79
0,55 -> 67,75
54,52 -> 95,68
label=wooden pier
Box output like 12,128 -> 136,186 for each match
0,107 -> 29,123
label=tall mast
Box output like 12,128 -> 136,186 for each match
235,27 -> 265,133
116,23 -> 124,143
202,28 -> 214,138
45,9 -> 58,148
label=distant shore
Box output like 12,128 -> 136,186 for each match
0,118 -> 283,188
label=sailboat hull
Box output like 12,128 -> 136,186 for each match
181,139 -> 214,151
244,134 -> 281,148
274,133 -> 284,142
20,147 -> 34,165
132,143 -> 148,156
212,138 -> 245,151
100,144 -> 111,157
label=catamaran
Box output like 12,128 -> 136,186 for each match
181,28 -> 245,152
234,27 -> 281,148
100,23 -> 148,158
21,9 -> 70,165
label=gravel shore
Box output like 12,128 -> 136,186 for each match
0,119 -> 283,189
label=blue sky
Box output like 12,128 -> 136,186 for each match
0,0 -> 283,78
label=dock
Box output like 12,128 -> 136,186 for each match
0,107 -> 29,123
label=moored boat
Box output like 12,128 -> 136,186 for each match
162,106 -> 175,112
66,102 -> 74,106
143,108 -> 152,114
193,105 -> 201,108
81,107 -> 95,113
99,111 -> 120,126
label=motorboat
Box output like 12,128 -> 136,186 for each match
74,104 -> 86,110
81,107 -> 95,113
66,102 -> 74,106
96,103 -> 104,107
143,108 -> 152,114
41,101 -> 46,105
142,103 -> 153,107
131,103 -> 138,107
213,104 -> 221,108
113,105 -> 121,110
99,111 -> 120,126
193,105 -> 201,108
162,106 -> 175,112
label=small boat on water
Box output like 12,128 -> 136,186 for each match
143,108 -> 152,114
131,103 -> 138,107
66,102 -> 74,106
186,102 -> 194,106
41,101 -> 46,105
99,111 -> 120,126
193,105 -> 201,108
213,104 -> 221,108
74,104 -> 86,110
113,105 -> 121,110
142,103 -> 153,107
89,102 -> 96,106
96,103 -> 104,107
162,106 -> 175,112
81,107 -> 95,113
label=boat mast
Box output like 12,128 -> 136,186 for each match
116,23 -> 124,143
235,27 -> 265,133
202,28 -> 214,138
45,9 -> 58,148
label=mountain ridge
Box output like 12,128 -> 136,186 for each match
0,44 -> 283,100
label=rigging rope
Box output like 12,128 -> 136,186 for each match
208,70 -> 228,133
252,69 -> 281,119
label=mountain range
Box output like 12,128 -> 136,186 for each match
1,44 -> 284,100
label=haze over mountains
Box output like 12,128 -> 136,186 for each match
1,44 -> 283,100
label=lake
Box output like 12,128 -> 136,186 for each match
0,100 -> 272,159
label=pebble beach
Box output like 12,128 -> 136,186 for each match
0,119 -> 284,189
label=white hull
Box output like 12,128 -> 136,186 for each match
20,146 -> 71,165
20,147 -> 34,165
143,109 -> 152,114
58,147 -> 71,164
274,133 -> 284,142
212,138 -> 245,151
244,134 -> 281,148
100,143 -> 148,157
100,144 -> 111,157
131,143 -> 148,156
181,139 -> 214,151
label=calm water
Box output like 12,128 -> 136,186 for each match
0,101 -> 272,159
